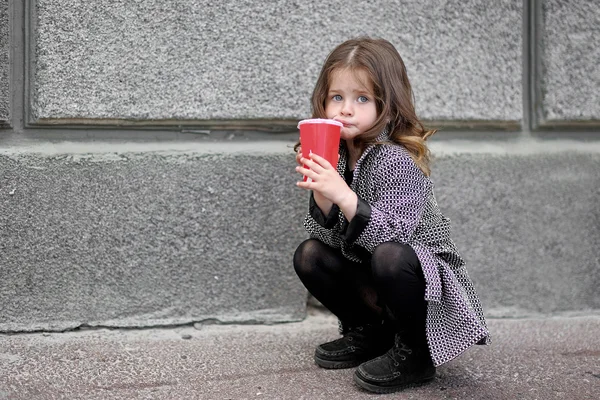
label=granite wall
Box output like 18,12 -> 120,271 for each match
0,145 -> 308,331
0,0 -> 598,332
537,0 -> 600,126
29,0 -> 522,126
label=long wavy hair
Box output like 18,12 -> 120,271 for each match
305,37 -> 436,176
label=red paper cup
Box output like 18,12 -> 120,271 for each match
297,118 -> 342,182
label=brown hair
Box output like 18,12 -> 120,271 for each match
303,37 -> 436,176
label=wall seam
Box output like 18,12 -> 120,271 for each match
530,0 -> 542,131
522,0 -> 532,134
8,0 -> 24,132
23,0 -> 34,128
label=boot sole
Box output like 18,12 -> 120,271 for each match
353,370 -> 436,394
314,354 -> 363,369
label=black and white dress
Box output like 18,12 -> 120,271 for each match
303,130 -> 490,366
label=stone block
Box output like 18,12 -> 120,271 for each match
538,0 -> 600,126
0,145 -> 308,332
1,139 -> 598,332
431,149 -> 600,316
31,0 -> 522,125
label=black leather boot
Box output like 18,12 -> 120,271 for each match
314,321 -> 395,369
353,333 -> 436,393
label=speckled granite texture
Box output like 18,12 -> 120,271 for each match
432,151 -> 600,317
0,151 -> 309,331
539,0 -> 600,123
0,0 -> 9,124
31,0 -> 522,123
1,147 -> 598,331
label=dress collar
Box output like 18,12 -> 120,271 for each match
336,129 -> 389,179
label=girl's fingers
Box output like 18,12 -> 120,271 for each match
296,180 -> 313,190
295,165 -> 318,180
299,157 -> 325,172
308,152 -> 332,169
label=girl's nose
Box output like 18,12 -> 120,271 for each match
341,101 -> 353,116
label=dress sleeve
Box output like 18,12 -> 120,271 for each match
339,197 -> 371,243
308,192 -> 339,228
353,153 -> 430,253
303,192 -> 342,248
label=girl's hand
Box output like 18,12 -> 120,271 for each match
295,146 -> 303,166
296,153 -> 354,208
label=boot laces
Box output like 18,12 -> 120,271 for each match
344,326 -> 365,347
389,335 -> 412,366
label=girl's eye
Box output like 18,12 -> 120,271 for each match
332,95 -> 342,101
358,96 -> 369,103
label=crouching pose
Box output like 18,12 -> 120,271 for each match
293,37 -> 489,394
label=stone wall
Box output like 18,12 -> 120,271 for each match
0,144 -> 308,331
1,0 -> 599,332
537,0 -> 600,126
1,141 -> 599,331
29,0 -> 522,126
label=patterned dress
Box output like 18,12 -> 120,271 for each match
303,130 -> 490,366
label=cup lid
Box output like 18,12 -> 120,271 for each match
297,118 -> 343,128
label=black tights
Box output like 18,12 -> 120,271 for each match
293,239 -> 427,340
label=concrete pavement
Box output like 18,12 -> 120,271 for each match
1,307 -> 599,400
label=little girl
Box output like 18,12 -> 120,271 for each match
293,37 -> 490,394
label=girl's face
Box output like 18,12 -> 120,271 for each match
325,68 -> 378,142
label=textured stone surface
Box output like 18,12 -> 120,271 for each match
432,151 -> 600,317
0,149 -> 309,331
1,140 -> 598,331
32,0 -> 522,123
0,0 -> 9,124
539,0 -> 600,124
